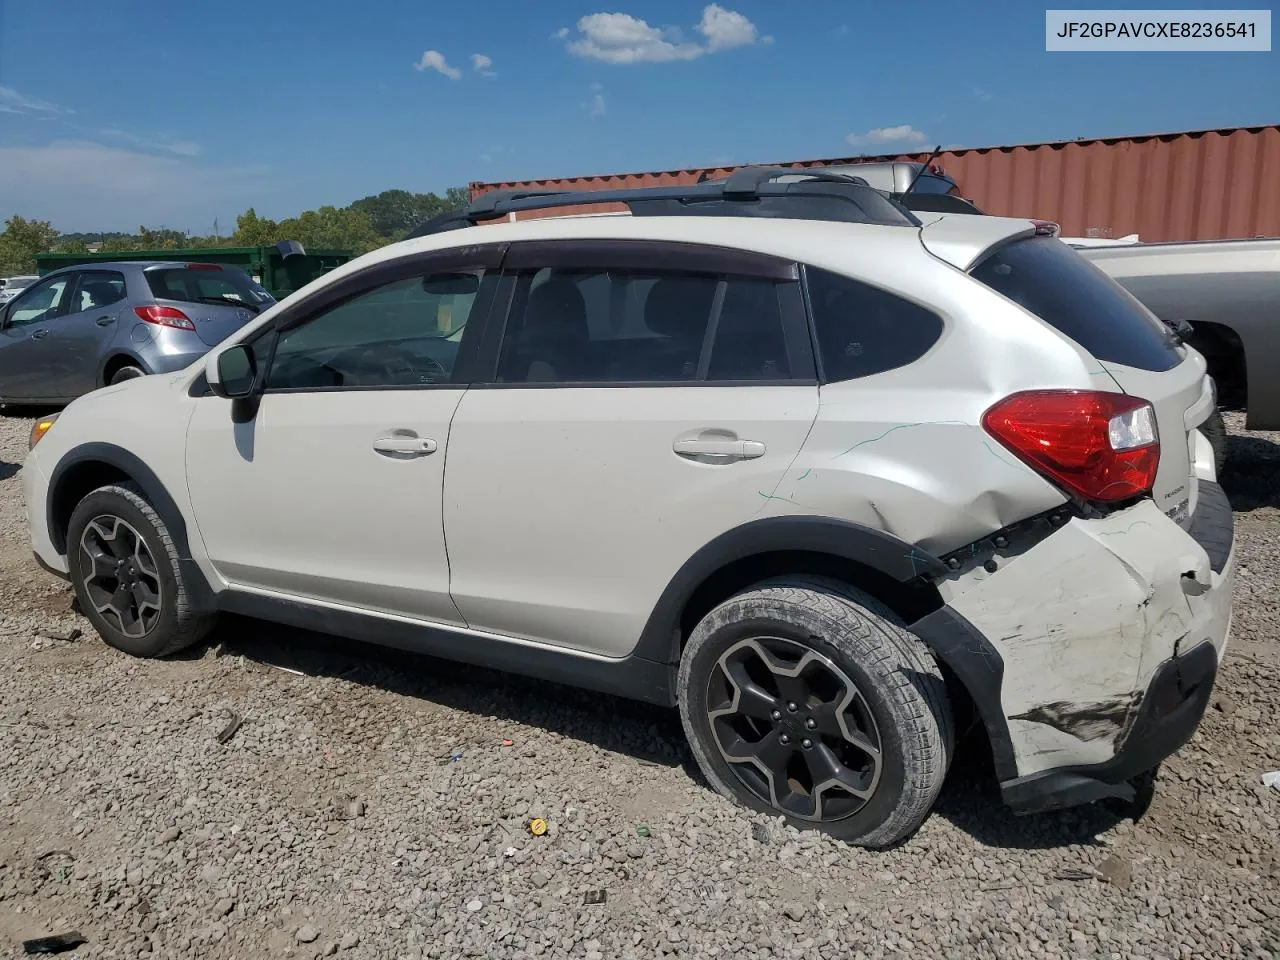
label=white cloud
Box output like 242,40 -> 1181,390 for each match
973,87 -> 992,102
0,86 -> 73,115
697,4 -> 765,50
471,53 -> 495,76
561,4 -> 767,63
0,140 -> 268,232
99,126 -> 201,157
846,125 -> 929,147
414,50 -> 461,79
589,92 -> 606,118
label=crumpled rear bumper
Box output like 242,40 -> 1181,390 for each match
912,480 -> 1235,813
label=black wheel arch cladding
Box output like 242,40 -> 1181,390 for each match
48,443 -> 192,557
49,444 -> 219,616
633,515 -> 950,666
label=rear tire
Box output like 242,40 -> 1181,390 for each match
1202,407 -> 1228,477
677,576 -> 954,849
66,483 -> 215,658
108,365 -> 145,385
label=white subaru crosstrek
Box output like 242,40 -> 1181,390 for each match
23,171 -> 1234,848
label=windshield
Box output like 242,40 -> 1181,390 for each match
146,267 -> 275,310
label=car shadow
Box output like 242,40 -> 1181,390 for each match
200,617 -> 1130,851
204,616 -> 689,769
0,460 -> 18,482
929,733 -> 1130,850
1220,430 -> 1280,512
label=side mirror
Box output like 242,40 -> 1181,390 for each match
207,344 -> 257,399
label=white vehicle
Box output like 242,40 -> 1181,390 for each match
0,275 -> 39,304
24,170 -> 1234,848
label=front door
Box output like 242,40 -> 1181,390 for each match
184,261 -> 495,625
444,240 -> 820,656
0,272 -> 75,401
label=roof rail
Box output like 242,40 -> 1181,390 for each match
407,166 -> 917,239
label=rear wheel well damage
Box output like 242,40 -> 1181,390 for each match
660,547 -> 1011,780
676,549 -> 942,644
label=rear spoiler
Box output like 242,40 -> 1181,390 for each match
917,215 -> 1048,272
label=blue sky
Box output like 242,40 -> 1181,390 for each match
0,0 -> 1274,233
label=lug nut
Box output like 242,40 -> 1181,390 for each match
770,710 -> 782,720
779,733 -> 791,745
801,738 -> 813,749
805,717 -> 817,730
786,701 -> 798,712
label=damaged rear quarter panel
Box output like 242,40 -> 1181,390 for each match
941,499 -> 1209,777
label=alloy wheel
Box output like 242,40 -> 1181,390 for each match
706,637 -> 883,821
79,515 -> 163,638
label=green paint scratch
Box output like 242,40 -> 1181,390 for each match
796,468 -> 812,481
833,420 -> 970,460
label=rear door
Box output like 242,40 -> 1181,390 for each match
47,269 -> 130,397
443,239 -> 820,656
970,237 -> 1199,521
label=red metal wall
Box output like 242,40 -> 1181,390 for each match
469,125 -> 1280,242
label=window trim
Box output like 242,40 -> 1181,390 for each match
799,263 -> 948,386
189,244 -> 509,397
473,239 -> 816,389
2,272 -> 75,328
69,269 -> 128,317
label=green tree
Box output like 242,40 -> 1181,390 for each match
137,225 -> 185,250
0,215 -> 60,274
445,186 -> 470,210
349,187 -> 472,241
275,205 -> 382,254
232,208 -> 282,247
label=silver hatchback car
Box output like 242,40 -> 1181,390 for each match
0,261 -> 273,404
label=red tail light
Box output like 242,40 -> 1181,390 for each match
1031,219 -> 1060,236
983,390 -> 1160,502
134,305 -> 196,331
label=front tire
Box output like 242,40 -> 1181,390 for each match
66,483 -> 214,657
678,577 -> 953,848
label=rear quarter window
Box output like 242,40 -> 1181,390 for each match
805,267 -> 945,383
970,237 -> 1182,372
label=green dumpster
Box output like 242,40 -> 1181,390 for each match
35,241 -> 353,301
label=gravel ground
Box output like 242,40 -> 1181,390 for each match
0,409 -> 1276,960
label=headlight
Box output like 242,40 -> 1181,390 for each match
29,414 -> 59,450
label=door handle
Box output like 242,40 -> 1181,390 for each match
673,438 -> 766,460
95,315 -> 115,326
30,329 -> 49,340
373,435 -> 438,457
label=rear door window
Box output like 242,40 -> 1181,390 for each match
970,237 -> 1182,372
70,271 -> 127,313
805,267 -> 945,382
496,268 -> 797,384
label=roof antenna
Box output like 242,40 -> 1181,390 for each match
901,144 -> 943,197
